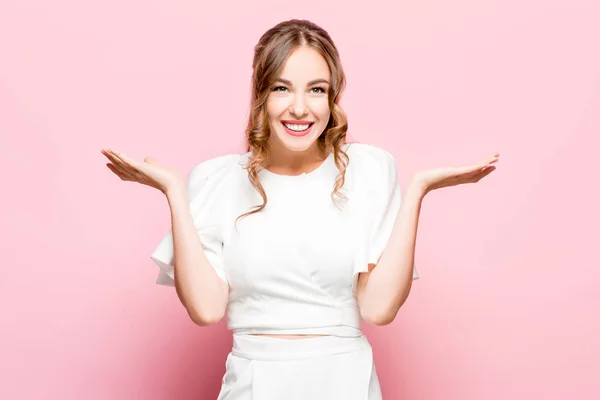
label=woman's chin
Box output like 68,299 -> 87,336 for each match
273,129 -> 323,153
281,140 -> 318,153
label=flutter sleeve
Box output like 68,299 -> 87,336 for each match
149,155 -> 235,287
352,147 -> 419,294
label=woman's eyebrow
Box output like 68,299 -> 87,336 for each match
276,78 -> 330,86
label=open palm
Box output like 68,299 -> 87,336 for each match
101,148 -> 184,194
416,152 -> 500,194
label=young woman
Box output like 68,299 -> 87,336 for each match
102,19 -> 499,400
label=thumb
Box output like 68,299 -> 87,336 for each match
144,156 -> 158,165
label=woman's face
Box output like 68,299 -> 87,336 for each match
266,45 -> 331,154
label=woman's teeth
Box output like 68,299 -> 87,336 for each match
283,122 -> 311,132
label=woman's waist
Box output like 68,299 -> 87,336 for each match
233,325 -> 363,338
230,332 -> 371,361
226,302 -> 363,332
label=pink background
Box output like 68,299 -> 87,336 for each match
1,0 -> 598,399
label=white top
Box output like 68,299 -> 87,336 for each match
150,142 -> 419,337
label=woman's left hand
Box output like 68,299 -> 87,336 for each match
413,152 -> 500,195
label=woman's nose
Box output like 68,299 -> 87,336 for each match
289,96 -> 308,117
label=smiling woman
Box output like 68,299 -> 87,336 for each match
180,20 -> 395,398
112,16 -> 501,400
264,46 -> 334,164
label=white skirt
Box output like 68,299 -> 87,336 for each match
216,334 -> 382,400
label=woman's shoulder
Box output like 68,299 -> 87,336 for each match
188,152 -> 244,181
185,152 -> 247,200
344,142 -> 397,173
342,143 -> 401,203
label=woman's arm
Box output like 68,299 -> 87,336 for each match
356,179 -> 426,326
356,152 -> 499,325
166,183 -> 229,326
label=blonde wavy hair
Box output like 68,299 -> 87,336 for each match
238,19 -> 350,222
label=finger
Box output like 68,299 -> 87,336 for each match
106,149 -> 131,167
476,166 -> 496,180
111,150 -> 140,168
479,154 -> 500,167
103,151 -> 139,179
101,149 -> 121,163
105,149 -> 140,173
459,162 -> 490,174
106,163 -> 135,181
479,153 -> 500,164
112,151 -> 149,179
102,151 -> 130,174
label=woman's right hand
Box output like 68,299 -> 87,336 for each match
101,148 -> 185,195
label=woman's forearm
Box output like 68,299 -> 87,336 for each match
359,179 -> 427,325
166,184 -> 229,325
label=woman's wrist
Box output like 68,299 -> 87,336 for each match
407,175 -> 429,199
165,180 -> 187,202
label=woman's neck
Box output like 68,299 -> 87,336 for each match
265,140 -> 328,175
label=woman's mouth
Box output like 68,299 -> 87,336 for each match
281,121 -> 314,137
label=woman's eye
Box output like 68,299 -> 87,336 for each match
272,86 -> 327,93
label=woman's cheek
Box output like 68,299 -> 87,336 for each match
311,99 -> 330,117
